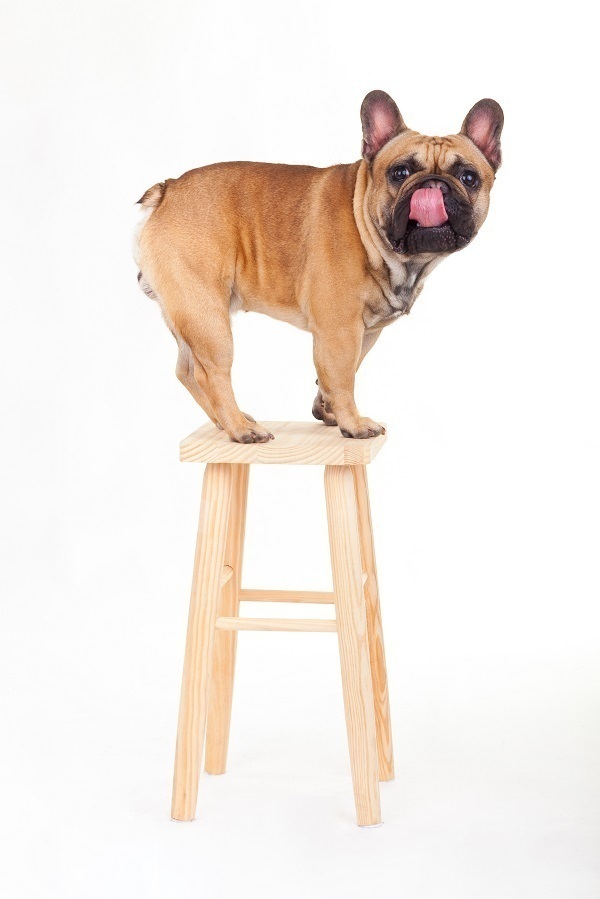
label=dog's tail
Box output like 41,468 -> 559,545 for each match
136,181 -> 166,209
133,182 -> 167,273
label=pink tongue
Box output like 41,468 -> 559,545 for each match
409,188 -> 448,228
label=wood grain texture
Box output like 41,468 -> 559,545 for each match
324,465 -> 381,826
353,465 -> 394,781
171,463 -> 234,820
205,465 -> 250,775
180,420 -> 386,466
239,589 -> 334,604
215,617 -> 337,632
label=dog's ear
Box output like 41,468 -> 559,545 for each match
461,99 -> 504,172
361,91 -> 406,162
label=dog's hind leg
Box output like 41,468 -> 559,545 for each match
174,335 -> 220,426
175,334 -> 260,433
173,291 -> 273,444
144,251 -> 273,442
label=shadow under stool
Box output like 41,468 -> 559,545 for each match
170,420 -> 394,827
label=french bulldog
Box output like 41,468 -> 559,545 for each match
135,91 -> 503,442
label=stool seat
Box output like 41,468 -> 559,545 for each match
180,420 -> 387,465
170,421 -> 394,827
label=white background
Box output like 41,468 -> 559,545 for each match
1,2 -> 598,896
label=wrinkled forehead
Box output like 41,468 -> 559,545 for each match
374,131 -> 493,180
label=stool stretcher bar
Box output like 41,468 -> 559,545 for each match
237,575 -> 366,605
239,588 -> 334,604
215,616 -> 337,633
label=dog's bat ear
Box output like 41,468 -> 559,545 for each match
461,99 -> 504,172
361,90 -> 406,162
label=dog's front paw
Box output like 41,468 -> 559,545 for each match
339,417 -> 385,439
228,421 -> 274,443
312,390 -> 337,427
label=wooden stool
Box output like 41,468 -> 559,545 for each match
171,421 -> 394,827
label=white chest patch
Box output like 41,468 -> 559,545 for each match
363,254 -> 444,330
389,262 -> 419,309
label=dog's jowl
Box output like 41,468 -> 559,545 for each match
134,91 -> 503,443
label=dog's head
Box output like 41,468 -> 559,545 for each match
361,91 -> 503,257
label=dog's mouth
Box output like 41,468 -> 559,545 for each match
388,183 -> 475,256
401,218 -> 459,254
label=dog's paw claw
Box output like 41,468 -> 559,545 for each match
249,430 -> 270,443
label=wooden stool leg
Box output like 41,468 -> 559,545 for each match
205,463 -> 250,774
352,465 -> 394,781
171,463 -> 234,821
324,465 -> 381,827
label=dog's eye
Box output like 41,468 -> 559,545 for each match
460,170 -> 480,189
390,165 -> 411,183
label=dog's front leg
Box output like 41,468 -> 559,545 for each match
312,325 -> 385,439
313,328 -> 383,427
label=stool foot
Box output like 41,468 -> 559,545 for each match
325,465 -> 382,827
171,463 -> 234,821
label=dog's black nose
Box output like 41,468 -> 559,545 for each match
419,179 -> 450,195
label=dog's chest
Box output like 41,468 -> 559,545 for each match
363,258 -> 431,330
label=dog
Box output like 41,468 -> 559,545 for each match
135,90 -> 503,442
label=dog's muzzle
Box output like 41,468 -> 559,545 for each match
388,177 -> 476,256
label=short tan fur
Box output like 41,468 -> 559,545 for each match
135,91 -> 503,443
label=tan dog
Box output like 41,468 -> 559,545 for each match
135,91 -> 503,442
